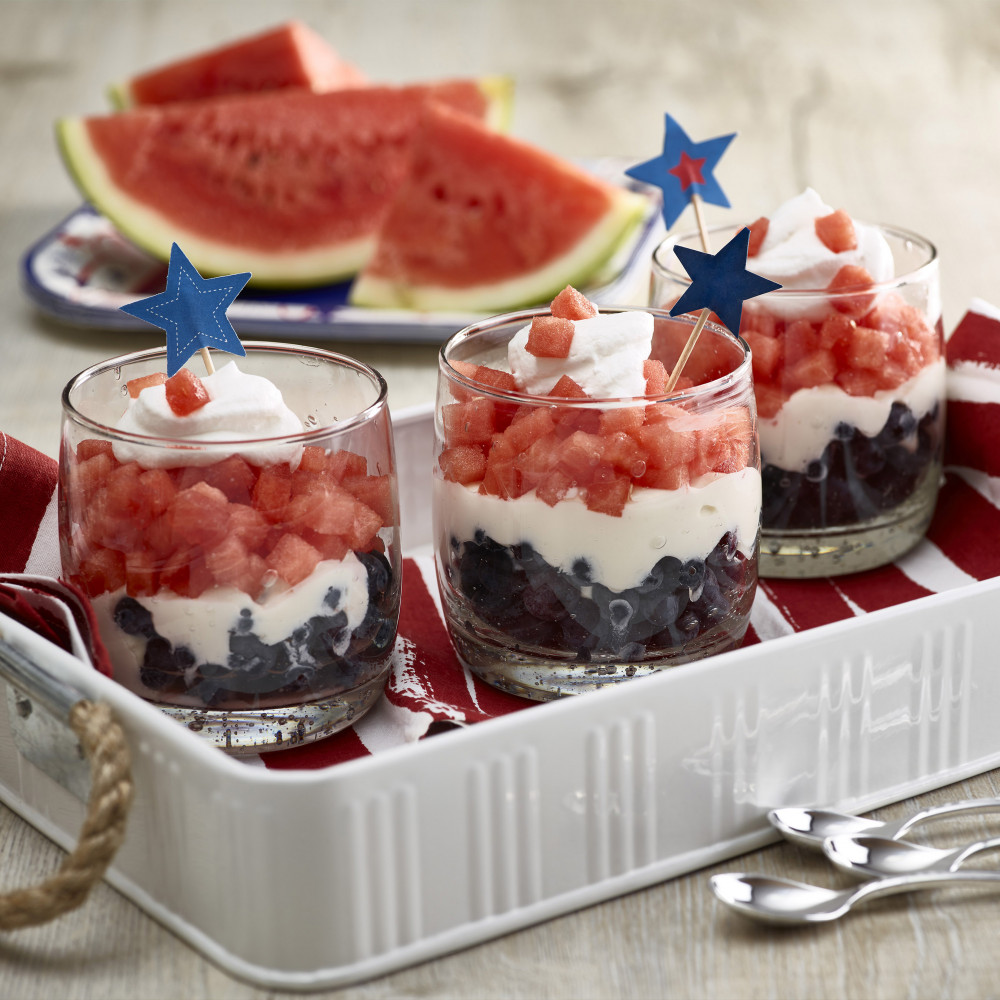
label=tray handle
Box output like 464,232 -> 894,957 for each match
0,636 -> 133,929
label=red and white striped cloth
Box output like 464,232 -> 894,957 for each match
2,301 -> 998,770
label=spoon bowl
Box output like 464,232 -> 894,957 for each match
710,869 -> 1000,925
824,833 -> 1000,879
768,798 -> 1000,850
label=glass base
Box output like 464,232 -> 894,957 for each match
759,474 -> 939,578
155,668 -> 390,753
446,615 -> 748,702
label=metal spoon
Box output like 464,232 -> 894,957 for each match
710,869 -> 1000,924
823,832 -> 1000,878
768,798 -> 1000,850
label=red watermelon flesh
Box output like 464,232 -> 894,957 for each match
57,80 -> 507,286
111,22 -> 367,108
350,103 -> 647,311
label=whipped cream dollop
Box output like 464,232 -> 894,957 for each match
508,310 -> 654,398
113,361 -> 305,468
751,188 -> 894,292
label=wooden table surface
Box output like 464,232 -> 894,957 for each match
3,1 -> 1000,997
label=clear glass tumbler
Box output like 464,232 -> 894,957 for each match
433,307 -> 760,701
651,224 -> 944,578
60,343 -> 400,752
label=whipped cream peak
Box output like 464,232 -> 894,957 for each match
752,188 -> 894,292
113,361 -> 305,468
508,309 -> 654,398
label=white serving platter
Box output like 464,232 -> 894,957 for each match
2,405 -> 999,990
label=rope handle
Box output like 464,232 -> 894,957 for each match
0,700 -> 134,929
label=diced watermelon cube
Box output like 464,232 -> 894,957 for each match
473,365 -> 518,393
558,431 -> 604,484
126,372 -> 168,399
502,406 -> 556,453
300,529 -> 351,562
75,547 -> 126,597
179,454 -> 257,504
643,359 -> 668,396
204,535 -> 267,596
439,445 -> 488,484
325,449 -> 369,481
71,451 -> 116,498
442,397 -> 496,448
828,265 -> 876,319
636,464 -> 690,490
638,421 -> 697,471
551,285 -> 597,320
584,477 -> 629,517
600,431 -> 643,474
818,313 -> 856,353
534,469 -> 574,506
299,445 -> 329,474
754,383 -> 786,420
526,316 -> 575,358
744,331 -> 783,381
514,433 -> 562,490
266,533 -> 322,587
599,406 -> 645,438
785,349 -> 837,390
846,324 -> 891,371
835,369 -> 882,397
135,467 -> 177,520
548,375 -> 588,399
815,209 -> 857,253
746,217 -> 769,257
227,503 -> 271,552
160,547 -> 214,599
784,319 -> 822,369
170,481 -> 231,545
164,367 -> 210,416
75,438 -> 115,462
701,408 -> 753,475
342,473 -> 395,525
252,463 -> 293,521
124,550 -> 159,597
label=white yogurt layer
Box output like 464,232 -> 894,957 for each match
113,361 -> 305,468
93,553 -> 370,684
759,358 -> 945,472
508,309 -> 654,398
434,470 -> 761,594
751,189 -> 894,320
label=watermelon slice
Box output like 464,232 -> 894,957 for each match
349,104 -> 647,311
56,79 -> 513,287
108,21 -> 367,109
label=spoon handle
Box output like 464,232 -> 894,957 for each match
853,868 -> 1000,906
952,834 -> 1000,869
892,798 -> 1000,839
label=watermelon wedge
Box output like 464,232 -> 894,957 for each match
348,104 -> 647,311
108,21 -> 367,109
57,79 -> 513,287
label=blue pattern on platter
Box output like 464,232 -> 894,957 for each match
20,165 -> 663,345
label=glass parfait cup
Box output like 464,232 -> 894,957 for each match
651,224 -> 944,578
433,307 -> 761,702
59,343 -> 400,753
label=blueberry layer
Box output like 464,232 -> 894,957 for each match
445,530 -> 754,661
762,401 -> 942,531
113,549 -> 397,709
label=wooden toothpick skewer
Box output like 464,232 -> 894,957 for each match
664,192 -> 714,393
199,347 -> 215,375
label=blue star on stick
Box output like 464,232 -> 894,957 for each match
119,244 -> 251,376
626,114 -> 736,229
669,227 -> 782,334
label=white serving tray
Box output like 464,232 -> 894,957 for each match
2,405 -> 1000,990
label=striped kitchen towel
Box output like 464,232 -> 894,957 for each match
2,301 -> 998,769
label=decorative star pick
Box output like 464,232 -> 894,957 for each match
626,114 -> 736,230
669,227 -> 781,335
119,244 -> 251,376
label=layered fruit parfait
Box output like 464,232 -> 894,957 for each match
653,190 -> 943,576
433,287 -> 760,700
59,345 -> 400,750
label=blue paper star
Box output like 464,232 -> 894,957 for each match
626,114 -> 736,229
669,227 -> 782,334
119,244 -> 250,376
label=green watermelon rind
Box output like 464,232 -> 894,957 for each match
348,187 -> 648,312
56,117 -> 374,286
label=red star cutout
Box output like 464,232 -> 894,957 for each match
668,150 -> 707,190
